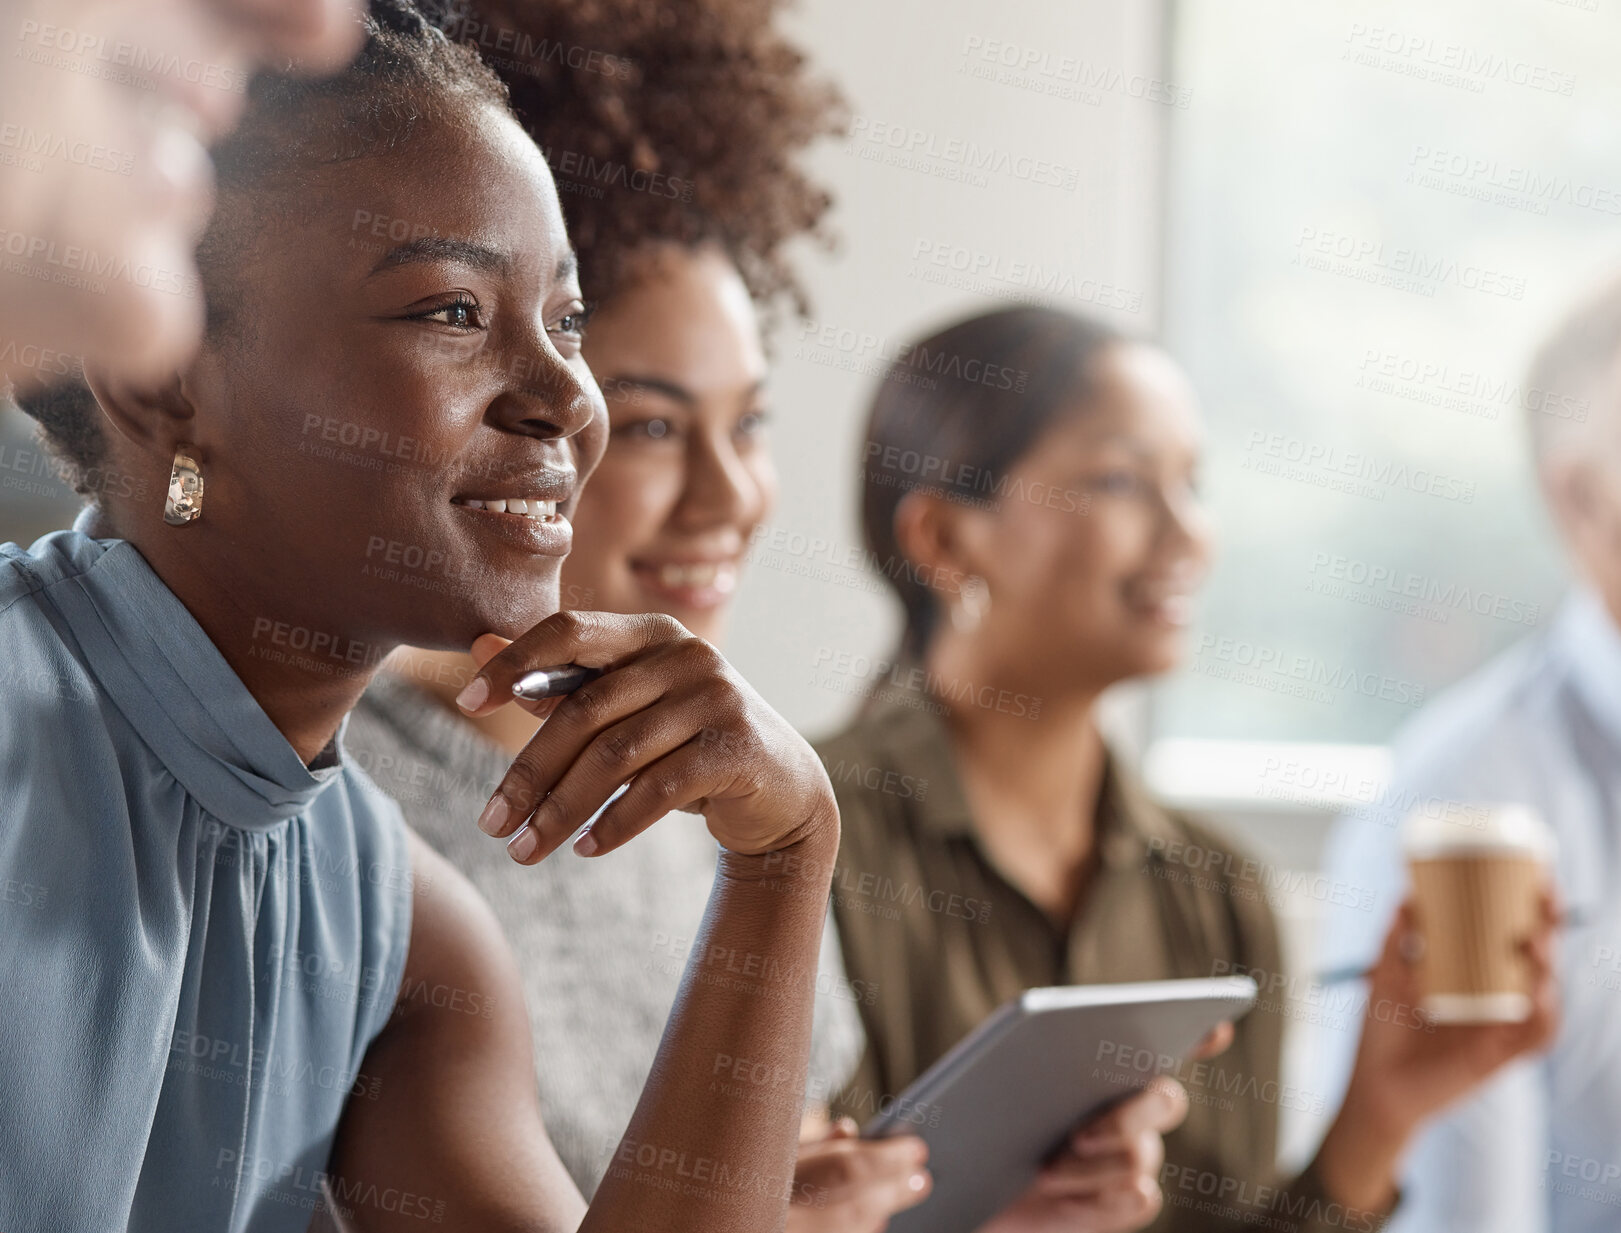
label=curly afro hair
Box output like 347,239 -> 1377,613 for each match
439,0 -> 846,318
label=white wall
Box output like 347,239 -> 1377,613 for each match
0,1 -> 1173,741
727,0 -> 1173,737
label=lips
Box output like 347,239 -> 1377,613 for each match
1128,576 -> 1199,627
449,476 -> 576,557
647,561 -> 736,591
630,558 -> 740,610
451,466 -> 576,512
451,496 -> 560,521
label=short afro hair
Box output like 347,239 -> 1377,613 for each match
441,0 -> 846,317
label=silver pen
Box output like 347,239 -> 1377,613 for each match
1314,905 -> 1586,985
512,664 -> 605,701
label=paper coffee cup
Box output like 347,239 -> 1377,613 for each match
1402,804 -> 1554,1023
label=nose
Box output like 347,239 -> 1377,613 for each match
205,0 -> 365,72
676,427 -> 772,533
489,338 -> 605,447
1156,479 -> 1213,570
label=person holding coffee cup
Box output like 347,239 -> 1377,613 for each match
818,304 -> 1560,1233
1319,275 -> 1621,1233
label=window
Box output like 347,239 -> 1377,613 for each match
1154,0 -> 1620,762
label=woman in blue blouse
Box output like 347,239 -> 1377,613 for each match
0,6 -> 847,1231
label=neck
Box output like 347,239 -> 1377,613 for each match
925,631 -> 1108,919
90,506 -> 389,767
387,646 -> 538,755
927,631 -> 1107,808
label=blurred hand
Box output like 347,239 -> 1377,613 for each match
1190,1021 -> 1234,1060
1318,891 -> 1561,1212
789,1118 -> 931,1233
1349,892 -> 1560,1134
976,1079 -> 1191,1233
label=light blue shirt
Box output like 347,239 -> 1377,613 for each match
1317,587 -> 1621,1233
0,528 -> 414,1233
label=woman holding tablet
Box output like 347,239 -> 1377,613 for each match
1,6 -> 840,1230
821,305 -> 1561,1232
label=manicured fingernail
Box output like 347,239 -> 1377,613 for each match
909,1173 -> 928,1192
507,826 -> 538,863
455,676 -> 489,712
477,794 -> 511,837
573,828 -> 598,857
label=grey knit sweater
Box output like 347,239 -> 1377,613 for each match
345,672 -> 866,1197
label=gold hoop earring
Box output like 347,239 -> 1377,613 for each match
163,446 -> 204,526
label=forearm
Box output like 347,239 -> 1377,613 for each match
582,814 -> 839,1233
1311,1092 -> 1408,1219
1155,1158 -> 1396,1233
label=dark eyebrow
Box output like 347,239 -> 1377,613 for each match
556,251 -> 578,282
604,376 -> 768,410
607,375 -> 695,406
370,237 -> 513,276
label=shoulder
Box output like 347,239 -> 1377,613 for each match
813,701 -> 954,853
812,693 -> 938,771
0,533 -> 113,740
1114,753 -> 1261,879
335,762 -> 423,898
813,713 -> 896,850
1323,635 -> 1553,836
812,714 -> 893,808
1387,628 -> 1559,792
0,530 -> 115,684
1118,761 -> 1283,962
326,827 -> 578,1228
0,528 -> 114,611
392,827 -> 519,1022
1321,630 -> 1561,886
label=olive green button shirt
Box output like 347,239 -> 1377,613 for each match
818,693 -> 1393,1233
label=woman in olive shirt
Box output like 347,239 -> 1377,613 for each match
820,306 -> 1560,1233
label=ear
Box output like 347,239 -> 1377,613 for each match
1541,453 -> 1597,534
894,489 -> 976,599
81,366 -> 197,457
1541,452 -> 1621,599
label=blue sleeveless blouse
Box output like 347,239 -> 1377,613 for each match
0,528 -> 414,1233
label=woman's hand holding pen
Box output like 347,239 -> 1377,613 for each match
447,613 -> 843,1233
453,611 -> 839,865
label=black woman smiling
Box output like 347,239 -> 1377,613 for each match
1,5 -> 840,1231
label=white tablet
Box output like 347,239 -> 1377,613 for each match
862,976 -> 1259,1233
